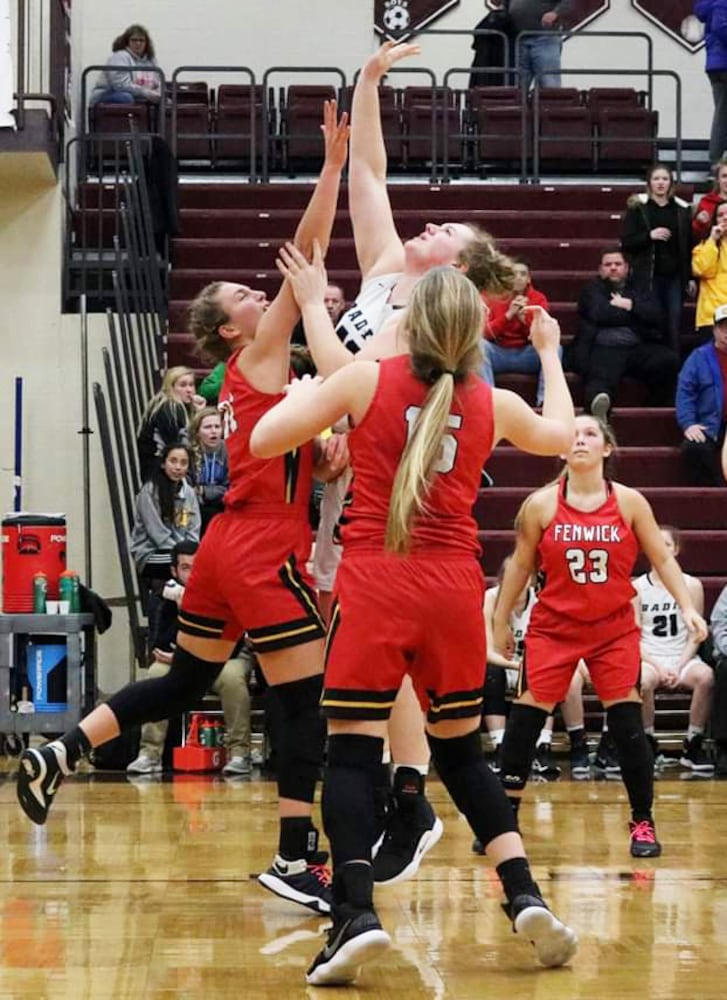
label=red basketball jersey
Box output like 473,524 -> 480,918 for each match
342,354 -> 494,556
218,350 -> 313,515
535,478 -> 639,622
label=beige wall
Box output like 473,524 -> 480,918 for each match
0,175 -> 132,691
70,0 -> 712,140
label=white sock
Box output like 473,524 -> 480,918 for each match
687,725 -> 704,742
393,762 -> 429,776
537,729 -> 552,746
643,726 -> 655,736
489,728 -> 505,746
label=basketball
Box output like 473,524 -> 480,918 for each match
681,15 -> 705,45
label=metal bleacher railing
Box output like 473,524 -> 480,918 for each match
80,131 -> 166,675
10,0 -> 68,151
72,28 -> 676,186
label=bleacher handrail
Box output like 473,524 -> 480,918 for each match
261,66 -> 347,181
170,65 -> 257,179
81,64 -> 167,138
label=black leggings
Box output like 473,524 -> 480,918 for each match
109,647 -> 225,729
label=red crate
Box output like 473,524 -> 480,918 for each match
173,744 -> 224,772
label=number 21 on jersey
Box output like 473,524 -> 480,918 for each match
404,405 -> 462,473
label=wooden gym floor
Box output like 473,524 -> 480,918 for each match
1,768 -> 726,999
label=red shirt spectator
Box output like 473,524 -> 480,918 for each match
483,263 -> 549,349
693,160 -> 727,241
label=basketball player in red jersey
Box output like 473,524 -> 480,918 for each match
251,260 -> 578,985
494,415 -> 708,858
17,103 -> 349,917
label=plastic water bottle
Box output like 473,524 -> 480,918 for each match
32,572 -> 48,613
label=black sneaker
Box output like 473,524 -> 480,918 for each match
531,743 -> 561,781
372,797 -> 443,886
594,733 -> 621,776
679,734 -> 714,773
17,742 -> 70,825
507,893 -> 578,967
306,904 -> 391,986
629,819 -> 662,858
715,746 -> 727,778
569,740 -> 591,780
258,854 -> 332,914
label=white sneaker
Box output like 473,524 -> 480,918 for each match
222,753 -> 252,776
126,754 -> 162,774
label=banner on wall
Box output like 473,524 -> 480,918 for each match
631,1 -> 705,52
374,0 -> 460,42
1,0 -> 14,128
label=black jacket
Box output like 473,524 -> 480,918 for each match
621,194 -> 693,289
570,276 -> 665,375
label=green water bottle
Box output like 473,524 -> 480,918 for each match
32,572 -> 48,613
59,571 -> 80,612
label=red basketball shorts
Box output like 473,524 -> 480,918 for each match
178,509 -> 325,654
521,601 -> 640,705
322,552 -> 486,724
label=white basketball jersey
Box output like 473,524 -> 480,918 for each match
634,572 -> 690,660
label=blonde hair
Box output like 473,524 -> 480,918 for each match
189,406 -> 221,464
140,366 -> 195,427
385,267 -> 484,554
456,226 -> 517,297
187,282 -> 230,363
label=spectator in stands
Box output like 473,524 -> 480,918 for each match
137,366 -> 205,481
89,24 -> 161,107
129,442 -> 201,582
127,541 -> 253,777
693,202 -> 727,343
676,303 -> 727,486
621,163 -> 693,353
469,1 -> 514,89
709,582 -> 727,776
189,407 -> 229,534
634,526 -> 714,773
571,247 -> 679,417
508,0 -> 568,90
480,260 -> 553,405
693,156 -> 727,241
695,2 -> 727,165
292,283 -> 346,347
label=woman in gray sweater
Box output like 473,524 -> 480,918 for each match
90,24 -> 161,106
129,442 -> 201,581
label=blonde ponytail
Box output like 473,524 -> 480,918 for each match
386,374 -> 455,553
384,267 -> 484,554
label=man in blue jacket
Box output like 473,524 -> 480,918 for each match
676,303 -> 727,485
696,1 -> 727,163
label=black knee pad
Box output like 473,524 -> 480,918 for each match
272,673 -> 326,802
427,729 -> 481,781
327,733 -> 385,770
428,730 -> 518,847
606,701 -> 648,757
108,647 -> 225,729
499,703 -> 548,792
483,665 -> 508,717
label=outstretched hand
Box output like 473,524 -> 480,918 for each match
526,305 -> 561,354
321,99 -> 349,171
276,240 -> 328,307
363,40 -> 422,82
